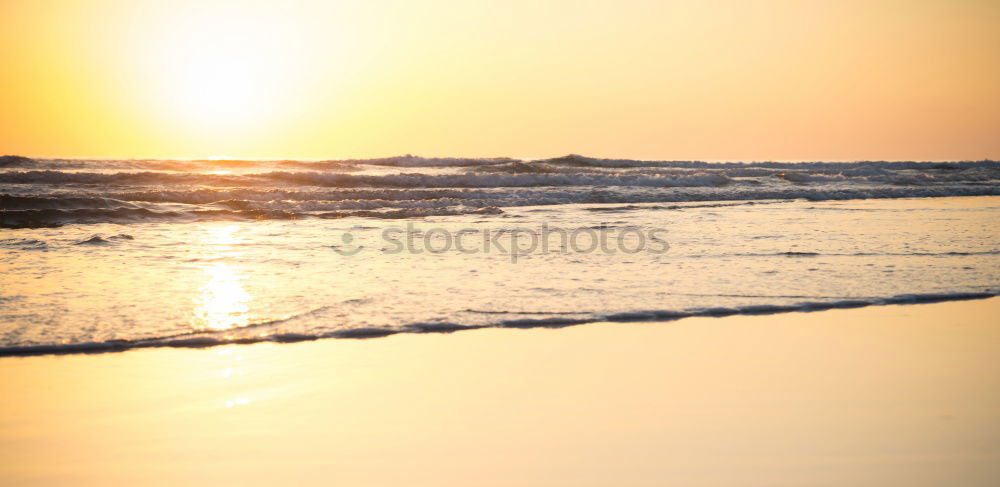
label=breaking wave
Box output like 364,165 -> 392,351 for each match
2,155 -> 998,227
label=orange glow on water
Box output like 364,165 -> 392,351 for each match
191,225 -> 251,331
192,262 -> 251,331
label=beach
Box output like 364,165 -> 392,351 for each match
3,1 -> 999,484
3,297 -> 998,486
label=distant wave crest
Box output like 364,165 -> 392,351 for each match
1,156 -> 998,227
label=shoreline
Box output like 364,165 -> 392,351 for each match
2,298 -> 998,486
0,290 -> 996,358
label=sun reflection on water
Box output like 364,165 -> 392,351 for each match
190,225 -> 252,331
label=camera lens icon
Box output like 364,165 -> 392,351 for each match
331,232 -> 362,256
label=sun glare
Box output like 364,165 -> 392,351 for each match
1,0 -> 996,159
191,225 -> 251,331
136,3 -> 315,133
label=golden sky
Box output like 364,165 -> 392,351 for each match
1,0 -> 997,161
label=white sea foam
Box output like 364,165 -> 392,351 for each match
0,291 -> 993,356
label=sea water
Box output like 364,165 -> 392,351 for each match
1,155 -> 997,354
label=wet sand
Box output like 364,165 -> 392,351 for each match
2,298 -> 999,486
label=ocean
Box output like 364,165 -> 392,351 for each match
1,154 -> 998,355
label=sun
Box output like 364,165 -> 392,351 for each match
167,31 -> 274,124
136,3 -> 314,133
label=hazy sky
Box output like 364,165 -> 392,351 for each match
1,0 -> 997,160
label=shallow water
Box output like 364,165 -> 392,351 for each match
1,156 -> 998,354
